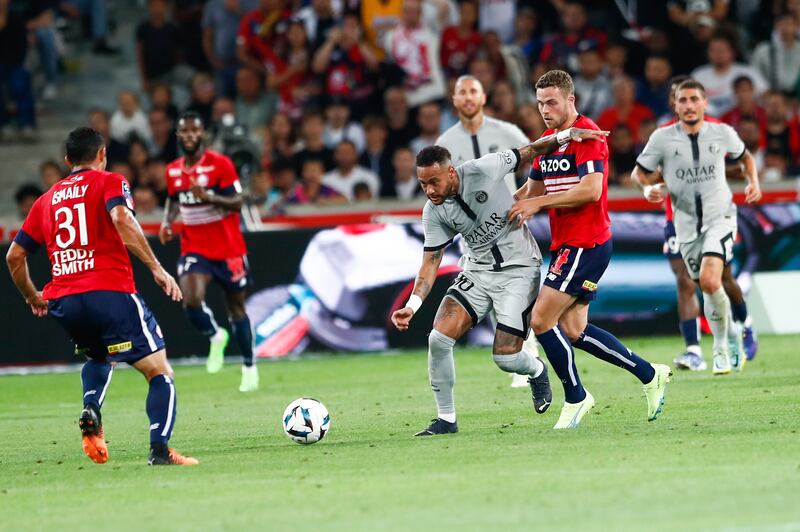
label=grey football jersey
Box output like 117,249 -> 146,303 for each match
636,121 -> 745,243
436,116 -> 529,166
422,149 -> 542,271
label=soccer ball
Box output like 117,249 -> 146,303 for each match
282,398 -> 331,445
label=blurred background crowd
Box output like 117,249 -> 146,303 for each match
5,0 -> 800,221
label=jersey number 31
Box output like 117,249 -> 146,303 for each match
55,203 -> 88,249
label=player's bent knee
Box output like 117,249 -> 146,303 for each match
699,275 -> 721,294
553,316 -> 581,342
530,314 -> 555,336
492,349 -> 536,375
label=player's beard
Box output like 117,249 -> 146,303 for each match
180,140 -> 203,156
457,104 -> 482,121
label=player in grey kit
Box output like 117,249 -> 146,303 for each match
436,75 -> 539,388
636,80 -> 761,375
392,124 -> 608,436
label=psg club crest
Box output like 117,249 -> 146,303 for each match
474,191 -> 488,203
488,144 -> 499,153
709,143 -> 720,153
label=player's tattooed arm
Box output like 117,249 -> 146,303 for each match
392,248 -> 444,331
516,128 -> 610,164
413,248 -> 445,299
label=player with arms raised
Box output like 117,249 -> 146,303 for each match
6,127 -> 197,465
392,123 -> 608,436
160,112 -> 258,392
635,79 -> 761,375
509,70 -> 672,429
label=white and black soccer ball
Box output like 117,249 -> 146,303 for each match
282,398 -> 331,444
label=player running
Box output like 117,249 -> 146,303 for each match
633,76 -> 759,371
436,74 -> 542,388
6,127 -> 197,465
509,70 -> 672,429
635,79 -> 761,375
160,112 -> 258,392
392,124 -> 608,437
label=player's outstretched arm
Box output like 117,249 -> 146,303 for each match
508,173 -> 604,226
517,128 -> 610,164
159,198 -> 180,245
110,205 -> 182,302
391,248 -> 445,332
741,150 -> 762,203
5,244 -> 48,317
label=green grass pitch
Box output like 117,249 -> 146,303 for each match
1,335 -> 799,531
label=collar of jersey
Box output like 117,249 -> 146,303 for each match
181,151 -> 208,173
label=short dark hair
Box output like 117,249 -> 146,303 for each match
732,75 -> 754,90
353,182 -> 371,194
15,184 -> 43,204
394,145 -> 414,155
39,159 -> 62,174
65,127 -> 104,165
676,79 -> 706,96
178,111 -> 204,128
738,115 -> 761,126
535,69 -> 574,96
336,139 -> 358,151
362,114 -> 387,131
302,157 -> 325,169
272,158 -> 296,173
88,107 -> 110,120
647,54 -> 671,65
416,145 -> 451,167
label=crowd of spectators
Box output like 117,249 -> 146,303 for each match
1,0 -> 120,144
11,0 -> 800,220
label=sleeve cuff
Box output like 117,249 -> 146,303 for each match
106,196 -> 135,215
13,229 -> 41,254
728,148 -> 746,161
528,168 -> 543,181
423,238 -> 453,252
216,184 -> 238,196
635,161 -> 655,173
511,148 -> 521,173
577,160 -> 604,177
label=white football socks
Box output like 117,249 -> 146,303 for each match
703,287 -> 730,354
428,329 -> 456,423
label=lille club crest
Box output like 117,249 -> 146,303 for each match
549,248 -> 571,275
